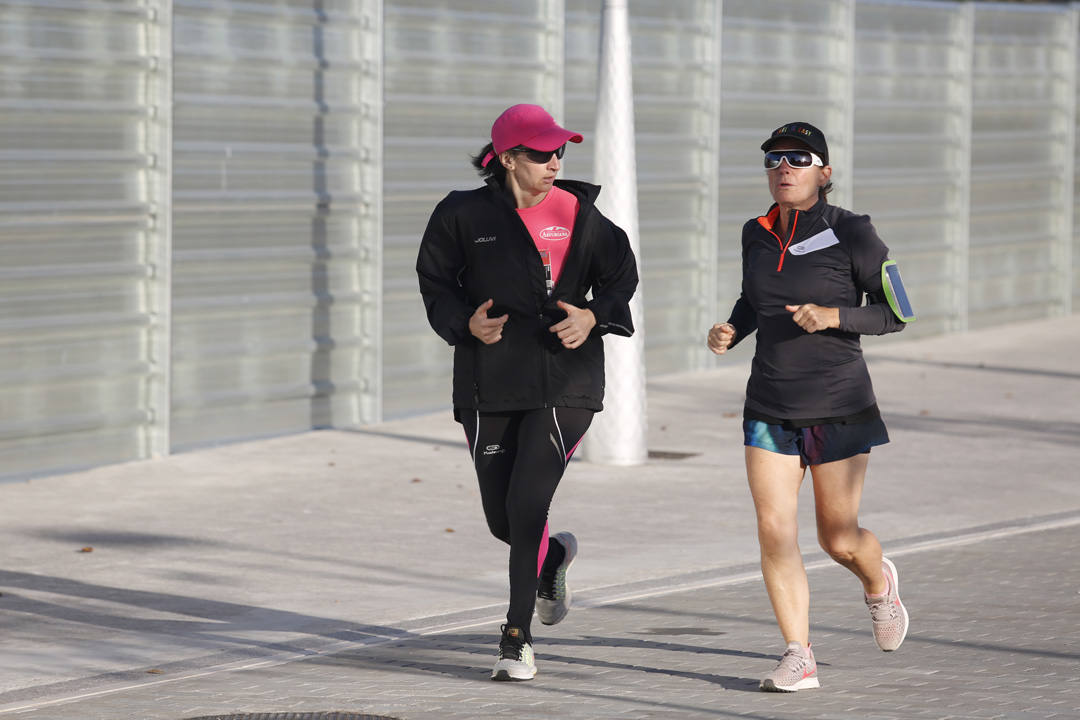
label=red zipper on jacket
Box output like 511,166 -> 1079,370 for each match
757,207 -> 800,272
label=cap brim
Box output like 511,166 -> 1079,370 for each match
762,137 -> 815,152
761,137 -> 823,158
522,127 -> 583,151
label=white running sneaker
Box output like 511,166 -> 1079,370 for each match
536,531 -> 577,626
865,556 -> 909,652
491,625 -> 536,681
760,641 -> 820,692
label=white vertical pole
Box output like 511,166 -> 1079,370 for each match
582,0 -> 647,466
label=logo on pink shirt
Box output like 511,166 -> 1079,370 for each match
539,226 -> 571,242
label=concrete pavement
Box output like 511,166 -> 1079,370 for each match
0,315 -> 1077,719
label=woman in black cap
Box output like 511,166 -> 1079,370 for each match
707,121 -> 914,692
417,104 -> 638,681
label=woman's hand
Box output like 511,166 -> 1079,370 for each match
786,304 -> 839,333
707,323 -> 736,354
469,299 -> 509,344
549,300 -> 596,349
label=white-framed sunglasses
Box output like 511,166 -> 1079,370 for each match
763,149 -> 825,170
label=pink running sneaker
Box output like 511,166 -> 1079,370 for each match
865,556 -> 909,651
760,641 -> 820,692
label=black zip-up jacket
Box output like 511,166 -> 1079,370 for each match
726,198 -> 906,424
416,178 -> 638,414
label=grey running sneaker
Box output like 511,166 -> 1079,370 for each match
760,641 -> 820,692
865,556 -> 909,652
536,531 -> 577,626
491,625 -> 536,681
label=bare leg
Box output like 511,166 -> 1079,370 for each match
746,446 -> 810,646
811,453 -> 887,595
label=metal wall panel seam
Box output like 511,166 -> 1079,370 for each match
385,6 -> 551,27
700,0 -> 722,370
858,0 -> 959,8
722,16 -> 847,37
149,0 -> 173,457
1059,3 -> 1077,316
839,0 -> 855,212
0,410 -> 154,441
1076,0 -> 1080,312
955,1 -> 974,332
545,0 -> 564,126
367,0 -> 385,424
0,0 -> 151,15
0,49 -> 155,67
179,0 -> 370,24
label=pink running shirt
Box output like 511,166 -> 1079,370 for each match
516,186 -> 579,295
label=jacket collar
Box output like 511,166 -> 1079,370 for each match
483,177 -> 601,209
757,197 -> 827,232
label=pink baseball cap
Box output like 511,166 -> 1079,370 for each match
482,104 -> 583,167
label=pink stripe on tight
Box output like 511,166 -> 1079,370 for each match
537,522 -> 549,577
566,437 -> 584,463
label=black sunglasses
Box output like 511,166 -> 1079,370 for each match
513,145 -> 566,164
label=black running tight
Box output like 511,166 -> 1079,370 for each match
461,407 -> 593,639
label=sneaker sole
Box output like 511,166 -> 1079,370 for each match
760,676 -> 820,692
491,667 -> 537,681
880,556 -> 909,652
537,531 -> 578,626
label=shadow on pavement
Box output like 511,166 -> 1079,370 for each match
0,569 -> 410,654
867,355 -> 1080,381
884,411 -> 1080,445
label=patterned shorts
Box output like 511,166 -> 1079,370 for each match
743,417 -> 890,466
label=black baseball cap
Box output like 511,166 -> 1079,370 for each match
761,122 -> 829,166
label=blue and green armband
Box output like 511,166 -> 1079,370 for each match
881,260 -> 915,323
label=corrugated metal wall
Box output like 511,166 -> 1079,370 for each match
0,0 -> 170,478
969,3 -> 1075,328
170,0 -> 381,449
715,0 -> 856,336
381,0 -> 564,418
853,0 -> 972,337
0,0 -> 1077,481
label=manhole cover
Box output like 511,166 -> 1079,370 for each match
185,714 -> 400,720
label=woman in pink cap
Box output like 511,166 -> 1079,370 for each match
417,104 -> 638,681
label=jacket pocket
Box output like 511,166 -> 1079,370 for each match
474,322 -> 541,406
548,336 -> 604,407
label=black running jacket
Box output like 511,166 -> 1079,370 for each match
726,198 -> 906,424
417,179 -> 638,414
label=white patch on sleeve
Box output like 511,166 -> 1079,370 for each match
788,228 -> 840,255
